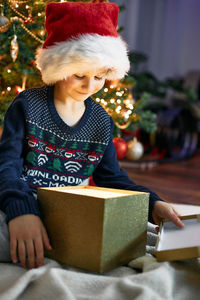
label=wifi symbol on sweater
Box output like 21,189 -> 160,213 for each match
64,161 -> 82,173
38,154 -> 48,166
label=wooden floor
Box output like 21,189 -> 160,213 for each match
120,150 -> 200,206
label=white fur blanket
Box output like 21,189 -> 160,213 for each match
0,222 -> 199,300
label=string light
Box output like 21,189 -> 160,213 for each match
128,104 -> 134,109
124,113 -> 129,120
110,99 -> 115,103
7,69 -> 11,73
117,99 -> 121,104
96,98 -> 100,102
104,88 -> 108,92
7,87 -> 11,91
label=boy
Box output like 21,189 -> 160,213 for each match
0,1 -> 183,269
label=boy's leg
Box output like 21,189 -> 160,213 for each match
0,210 -> 11,262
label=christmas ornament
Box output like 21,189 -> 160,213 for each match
10,35 -> 19,62
14,85 -> 22,94
0,14 -> 10,33
126,138 -> 144,160
113,137 -> 128,160
114,119 -> 131,130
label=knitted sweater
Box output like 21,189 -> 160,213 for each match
0,85 -> 161,222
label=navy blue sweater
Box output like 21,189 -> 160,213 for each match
0,85 -> 162,222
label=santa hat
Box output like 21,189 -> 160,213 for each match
35,1 -> 130,85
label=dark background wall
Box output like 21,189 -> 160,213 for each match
113,0 -> 200,81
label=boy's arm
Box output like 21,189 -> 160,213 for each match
0,95 -> 40,221
0,95 -> 51,268
92,118 -> 184,227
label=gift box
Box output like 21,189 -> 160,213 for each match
38,186 -> 149,273
155,214 -> 200,261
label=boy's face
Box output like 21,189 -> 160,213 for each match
57,68 -> 108,101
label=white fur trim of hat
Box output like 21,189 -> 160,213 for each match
36,34 -> 130,85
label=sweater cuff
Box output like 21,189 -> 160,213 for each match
5,197 -> 40,223
148,198 -> 156,224
148,197 -> 165,224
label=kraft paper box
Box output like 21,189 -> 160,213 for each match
38,186 -> 149,273
155,214 -> 200,262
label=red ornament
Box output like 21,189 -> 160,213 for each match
14,85 -> 23,94
113,137 -> 128,160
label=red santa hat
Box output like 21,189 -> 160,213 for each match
35,1 -> 130,85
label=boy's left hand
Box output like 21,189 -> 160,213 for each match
152,201 -> 184,228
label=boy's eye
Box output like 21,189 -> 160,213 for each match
75,75 -> 84,79
74,75 -> 103,80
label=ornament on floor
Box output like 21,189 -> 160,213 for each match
113,137 -> 128,160
0,11 -> 10,33
126,137 -> 144,160
10,34 -> 19,62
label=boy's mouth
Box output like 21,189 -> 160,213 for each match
77,91 -> 88,95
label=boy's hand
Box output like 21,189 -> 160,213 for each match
8,215 -> 52,269
152,201 -> 184,228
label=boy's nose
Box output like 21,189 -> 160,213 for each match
82,78 -> 95,92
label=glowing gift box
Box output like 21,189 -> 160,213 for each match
38,186 -> 149,273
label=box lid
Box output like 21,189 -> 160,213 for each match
155,214 -> 200,261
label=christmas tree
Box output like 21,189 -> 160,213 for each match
0,0 -> 157,137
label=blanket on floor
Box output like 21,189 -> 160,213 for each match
0,222 -> 199,300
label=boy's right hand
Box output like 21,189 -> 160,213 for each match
8,214 -> 52,269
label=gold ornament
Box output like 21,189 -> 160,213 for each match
0,13 -> 11,33
10,34 -> 19,62
126,138 -> 144,160
114,119 -> 131,130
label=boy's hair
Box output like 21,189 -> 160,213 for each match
36,1 -> 130,85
